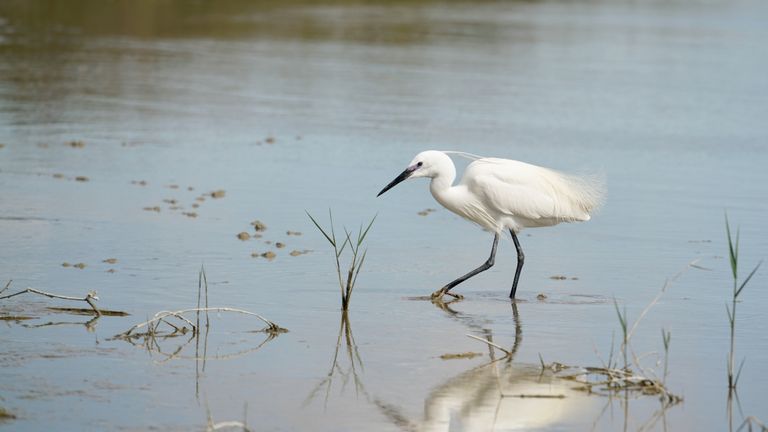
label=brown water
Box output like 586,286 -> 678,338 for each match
1,0 -> 767,430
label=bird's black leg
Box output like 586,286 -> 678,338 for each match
509,229 -> 525,299
431,233 -> 500,300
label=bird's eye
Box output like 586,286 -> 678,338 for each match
417,162 -> 423,167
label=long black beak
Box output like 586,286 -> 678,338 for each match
377,166 -> 416,197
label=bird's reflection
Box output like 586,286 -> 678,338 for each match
375,299 -> 604,432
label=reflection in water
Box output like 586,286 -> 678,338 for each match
305,311 -> 368,408
374,301 -> 602,431
21,315 -> 101,333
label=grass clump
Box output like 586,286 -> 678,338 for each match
307,210 -> 375,311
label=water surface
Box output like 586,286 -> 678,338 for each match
1,0 -> 767,430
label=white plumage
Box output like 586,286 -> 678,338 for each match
377,150 -> 605,300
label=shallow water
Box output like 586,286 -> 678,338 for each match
1,0 -> 767,430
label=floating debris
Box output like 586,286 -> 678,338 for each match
237,232 -> 250,241
286,230 -> 302,236
440,352 -> 482,360
106,269 -> 116,273
289,249 -> 311,257
210,190 -> 226,199
162,199 -> 177,205
73,263 -> 86,269
275,242 -> 285,249
549,275 -> 567,280
143,206 -> 161,212
265,137 -> 275,144
167,184 -> 179,189
102,258 -> 118,264
191,203 -> 199,209
418,208 -> 437,216
182,212 -> 197,218
187,186 -> 194,191
62,262 -> 71,267
251,220 -> 267,232
68,140 -> 85,148
131,180 -> 147,186
253,233 -> 263,239
75,176 -> 89,182
196,196 -> 205,202
52,173 -> 65,179
0,144 -> 5,149
537,293 -> 548,300
261,251 -> 276,259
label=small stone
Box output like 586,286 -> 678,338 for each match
261,251 -> 276,259
251,220 -> 267,232
75,176 -> 89,182
289,250 -> 302,257
68,140 -> 85,148
237,232 -> 250,241
275,242 -> 285,248
102,258 -> 118,264
73,263 -> 86,269
210,190 -> 226,199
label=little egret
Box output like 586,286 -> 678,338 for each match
377,150 -> 604,300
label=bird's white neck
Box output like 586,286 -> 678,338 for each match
428,158 -> 457,204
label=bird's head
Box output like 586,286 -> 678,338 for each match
377,151 -> 450,196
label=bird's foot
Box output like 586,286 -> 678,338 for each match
431,288 -> 464,300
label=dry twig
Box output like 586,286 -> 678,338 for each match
0,287 -> 102,316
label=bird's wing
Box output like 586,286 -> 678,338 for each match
463,158 -> 593,221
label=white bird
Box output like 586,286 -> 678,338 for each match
377,150 -> 605,300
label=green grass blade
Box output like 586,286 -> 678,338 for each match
351,249 -> 368,290
736,261 -> 762,298
306,211 -> 335,246
358,214 -> 377,246
726,214 -> 738,279
612,298 -> 627,331
725,303 -> 733,324
734,357 -> 746,387
328,209 -> 337,246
